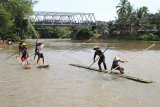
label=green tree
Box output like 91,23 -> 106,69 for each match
116,0 -> 130,18
134,6 -> 149,35
97,21 -> 108,34
107,20 -> 116,36
148,11 -> 160,35
0,0 -> 38,40
0,7 -> 12,37
35,26 -> 71,38
75,27 -> 94,40
116,0 -> 131,35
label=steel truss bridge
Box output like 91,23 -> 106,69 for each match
30,11 -> 97,26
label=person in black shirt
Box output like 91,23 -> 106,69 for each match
93,46 -> 107,70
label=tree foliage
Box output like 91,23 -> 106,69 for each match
0,7 -> 12,35
0,0 -> 38,41
106,0 -> 160,40
35,26 -> 71,38
75,27 -> 94,40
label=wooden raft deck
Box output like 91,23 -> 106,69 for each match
69,64 -> 153,84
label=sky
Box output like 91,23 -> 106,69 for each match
33,0 -> 160,21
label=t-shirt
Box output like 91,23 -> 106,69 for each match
37,45 -> 44,53
94,50 -> 104,59
112,60 -> 120,66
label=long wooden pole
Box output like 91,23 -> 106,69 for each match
58,31 -> 73,39
88,46 -> 109,68
68,36 -> 95,50
28,20 -> 39,40
55,36 -> 98,65
106,44 -> 155,74
4,52 -> 19,60
127,44 -> 155,62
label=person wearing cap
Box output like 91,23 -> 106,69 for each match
37,42 -> 44,64
111,56 -> 126,74
21,45 -> 29,64
19,41 -> 24,56
93,46 -> 107,70
33,40 -> 40,60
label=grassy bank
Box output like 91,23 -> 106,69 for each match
107,33 -> 160,41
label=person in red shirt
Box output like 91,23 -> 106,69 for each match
21,43 -> 29,64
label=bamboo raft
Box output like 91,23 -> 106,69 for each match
37,64 -> 49,68
69,64 -> 153,84
16,56 -> 31,69
23,64 -> 32,69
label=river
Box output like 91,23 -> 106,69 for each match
0,39 -> 160,107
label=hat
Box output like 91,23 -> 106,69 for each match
22,43 -> 26,45
93,46 -> 99,50
114,56 -> 120,60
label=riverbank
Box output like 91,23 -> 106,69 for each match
103,33 -> 160,41
0,40 -> 10,48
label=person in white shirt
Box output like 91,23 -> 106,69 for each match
33,40 -> 39,60
37,42 -> 44,64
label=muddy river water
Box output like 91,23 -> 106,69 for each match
0,39 -> 160,107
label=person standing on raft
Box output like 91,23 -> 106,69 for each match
18,40 -> 24,56
21,43 -> 30,65
111,56 -> 126,74
37,42 -> 45,65
33,40 -> 39,60
93,46 -> 107,70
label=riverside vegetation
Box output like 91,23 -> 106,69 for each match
0,0 -> 160,41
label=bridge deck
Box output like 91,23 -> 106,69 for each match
30,11 -> 97,26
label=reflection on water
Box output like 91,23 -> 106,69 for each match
0,39 -> 160,107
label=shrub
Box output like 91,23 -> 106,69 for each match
138,33 -> 159,41
7,34 -> 20,42
75,27 -> 94,40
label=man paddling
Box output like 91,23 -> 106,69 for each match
93,46 -> 107,70
111,56 -> 126,74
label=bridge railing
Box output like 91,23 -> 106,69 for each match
30,11 -> 97,26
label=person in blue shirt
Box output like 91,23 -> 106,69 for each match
93,46 -> 107,70
111,56 -> 126,74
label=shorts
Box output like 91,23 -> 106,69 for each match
38,53 -> 44,58
22,56 -> 29,62
112,65 -> 124,71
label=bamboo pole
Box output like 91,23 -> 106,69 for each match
88,47 -> 109,68
106,44 -> 155,75
28,20 -> 39,40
